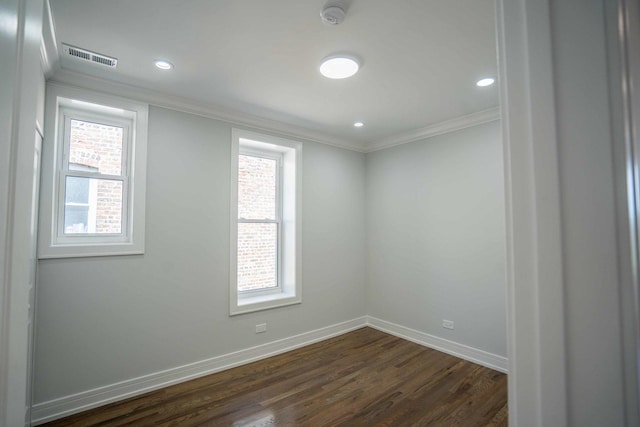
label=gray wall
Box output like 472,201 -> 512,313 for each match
34,105 -> 367,403
366,121 -> 507,357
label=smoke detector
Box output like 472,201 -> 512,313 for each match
321,5 -> 346,25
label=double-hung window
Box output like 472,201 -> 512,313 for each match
59,112 -> 128,238
39,84 -> 148,258
230,129 -> 301,315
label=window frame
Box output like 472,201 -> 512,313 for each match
230,129 -> 302,315
56,109 -> 131,242
38,84 -> 148,258
237,147 -> 283,297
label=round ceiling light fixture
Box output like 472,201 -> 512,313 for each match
353,121 -> 364,128
476,77 -> 495,87
320,55 -> 360,79
154,59 -> 173,70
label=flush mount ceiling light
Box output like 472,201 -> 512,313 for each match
154,59 -> 173,70
353,121 -> 364,127
476,77 -> 495,87
320,55 -> 360,79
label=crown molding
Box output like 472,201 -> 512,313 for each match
365,107 -> 501,153
48,69 -> 367,153
40,0 -> 59,78
47,71 -> 499,155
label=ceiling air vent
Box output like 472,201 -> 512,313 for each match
62,44 -> 118,68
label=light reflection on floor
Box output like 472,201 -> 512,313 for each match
233,409 -> 277,426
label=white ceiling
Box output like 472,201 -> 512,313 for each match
48,0 -> 498,151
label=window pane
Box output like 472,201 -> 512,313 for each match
237,222 -> 277,291
64,176 -> 123,234
65,175 -> 90,204
238,154 -> 276,220
69,119 -> 123,175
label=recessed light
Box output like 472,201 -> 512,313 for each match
476,77 -> 495,87
154,60 -> 173,70
320,55 -> 360,79
354,122 -> 364,128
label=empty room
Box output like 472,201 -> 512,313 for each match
2,0 -> 638,426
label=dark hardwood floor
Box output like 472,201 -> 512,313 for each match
42,327 -> 508,426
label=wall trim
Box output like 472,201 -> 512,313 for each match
47,70 -> 500,156
48,69 -> 366,153
31,315 -> 508,425
40,0 -> 59,78
366,316 -> 508,373
31,317 -> 368,425
497,0 -> 568,425
365,107 -> 501,153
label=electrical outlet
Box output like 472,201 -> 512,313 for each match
442,319 -> 454,330
255,323 -> 267,333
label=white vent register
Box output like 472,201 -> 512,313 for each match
62,44 -> 118,68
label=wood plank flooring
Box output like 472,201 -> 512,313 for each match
42,327 -> 507,426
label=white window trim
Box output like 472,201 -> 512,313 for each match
38,83 -> 148,258
230,129 -> 302,315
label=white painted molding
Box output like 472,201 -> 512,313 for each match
31,317 -> 368,425
365,107 -> 500,153
48,69 -> 366,153
47,70 -> 500,155
40,0 -> 59,78
612,0 -> 640,424
366,316 -> 508,373
497,0 -> 567,425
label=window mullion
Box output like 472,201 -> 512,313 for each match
64,171 -> 125,181
238,218 -> 278,224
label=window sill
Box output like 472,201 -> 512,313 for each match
38,241 -> 144,259
230,292 -> 301,316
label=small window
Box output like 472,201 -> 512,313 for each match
230,129 -> 302,315
39,84 -> 148,258
59,115 -> 128,239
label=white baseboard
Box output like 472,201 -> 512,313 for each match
31,317 -> 368,425
365,316 -> 508,373
32,315 -> 507,425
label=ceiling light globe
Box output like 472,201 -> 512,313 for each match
154,60 -> 173,70
320,56 -> 360,79
353,122 -> 364,127
476,77 -> 495,87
